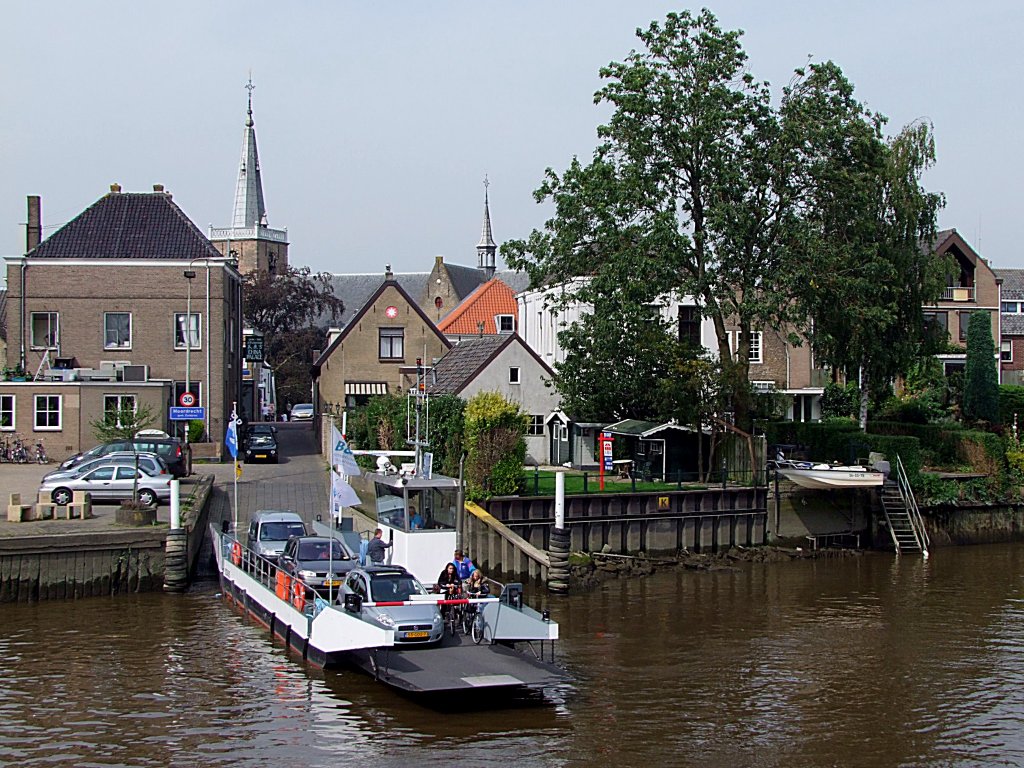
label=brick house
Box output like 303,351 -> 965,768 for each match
312,268 -> 451,419
996,268 -> 1024,385
2,186 -> 243,459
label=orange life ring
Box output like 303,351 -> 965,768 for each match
230,541 -> 242,567
292,579 -> 306,611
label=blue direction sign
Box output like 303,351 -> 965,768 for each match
170,406 -> 206,421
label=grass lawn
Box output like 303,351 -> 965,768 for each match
520,469 -> 709,495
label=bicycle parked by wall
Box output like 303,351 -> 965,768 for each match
35,441 -> 49,464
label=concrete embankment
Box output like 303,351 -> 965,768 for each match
0,475 -> 213,602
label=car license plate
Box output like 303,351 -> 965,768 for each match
405,631 -> 429,639
255,454 -> 267,459
324,580 -> 340,587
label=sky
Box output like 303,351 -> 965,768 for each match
2,1 -> 1021,277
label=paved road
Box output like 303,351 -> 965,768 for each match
206,421 -> 328,534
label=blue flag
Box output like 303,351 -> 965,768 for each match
225,409 -> 238,459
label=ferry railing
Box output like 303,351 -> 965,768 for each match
895,454 -> 930,557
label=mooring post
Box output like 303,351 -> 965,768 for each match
548,471 -> 570,593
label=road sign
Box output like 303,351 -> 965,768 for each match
179,392 -> 197,407
244,334 -> 264,362
170,406 -> 205,421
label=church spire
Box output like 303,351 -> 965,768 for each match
232,77 -> 267,229
477,175 -> 496,277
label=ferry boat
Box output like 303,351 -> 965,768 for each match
210,467 -> 569,696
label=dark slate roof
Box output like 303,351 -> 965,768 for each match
1004,316 -> 1024,336
997,269 -> 1024,300
445,262 -> 491,299
494,269 -> 531,294
427,335 -> 514,394
324,272 -> 429,328
28,191 -> 222,261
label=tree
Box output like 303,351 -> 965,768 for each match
783,62 -> 947,429
553,301 -> 682,422
463,392 -> 528,500
963,310 -> 999,424
243,265 -> 344,410
89,402 -> 156,504
504,10 -> 827,429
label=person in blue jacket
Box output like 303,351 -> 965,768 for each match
452,549 -> 475,580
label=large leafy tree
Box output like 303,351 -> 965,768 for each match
505,10 -> 824,428
963,310 -> 999,424
243,265 -> 344,409
784,63 -> 947,428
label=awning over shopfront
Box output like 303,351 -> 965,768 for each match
345,382 -> 388,396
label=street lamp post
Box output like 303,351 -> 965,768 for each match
183,269 -> 197,445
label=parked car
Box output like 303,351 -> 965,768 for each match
244,425 -> 279,463
246,510 -> 307,564
339,566 -> 443,644
40,463 -> 173,506
43,452 -> 168,483
279,535 -> 356,591
60,437 -> 191,478
290,403 -> 314,421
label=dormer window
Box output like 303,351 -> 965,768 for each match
496,314 -> 515,333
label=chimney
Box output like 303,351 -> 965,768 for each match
153,183 -> 164,192
110,183 -> 121,194
385,263 -> 394,281
26,195 -> 41,252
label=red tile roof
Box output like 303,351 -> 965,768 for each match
438,278 -> 518,335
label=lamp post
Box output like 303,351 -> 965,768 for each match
183,269 -> 197,445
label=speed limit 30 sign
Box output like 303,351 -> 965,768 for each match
179,392 -> 197,407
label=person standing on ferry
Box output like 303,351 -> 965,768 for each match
452,549 -> 476,579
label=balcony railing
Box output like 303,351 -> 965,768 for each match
940,286 -> 975,302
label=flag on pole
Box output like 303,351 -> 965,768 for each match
225,408 -> 239,459
331,472 -> 361,519
332,424 -> 361,477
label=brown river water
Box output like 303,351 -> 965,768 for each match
2,544 -> 1024,768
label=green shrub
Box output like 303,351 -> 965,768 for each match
999,385 -> 1024,428
463,392 -> 528,500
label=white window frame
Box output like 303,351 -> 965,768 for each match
1002,302 -> 1022,314
1002,340 -> 1013,363
509,366 -> 521,384
0,394 -> 14,431
104,312 -> 132,350
30,311 -> 59,350
379,327 -> 404,360
728,331 -> 763,364
174,313 -> 202,350
34,394 -> 62,431
103,394 -> 137,428
496,314 -> 515,333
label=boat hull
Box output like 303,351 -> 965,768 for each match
775,466 -> 884,490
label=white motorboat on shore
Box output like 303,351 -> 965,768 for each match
772,460 -> 885,490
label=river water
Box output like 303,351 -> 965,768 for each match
2,544 -> 1023,767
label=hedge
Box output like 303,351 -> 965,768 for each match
999,385 -> 1024,428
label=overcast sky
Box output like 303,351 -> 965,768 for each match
3,2 -> 1021,277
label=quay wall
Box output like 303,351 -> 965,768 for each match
465,487 -> 768,582
0,475 -> 214,603
922,504 -> 1024,546
0,529 -> 167,601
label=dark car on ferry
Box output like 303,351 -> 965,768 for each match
243,424 -> 279,463
340,566 -> 442,644
278,535 -> 356,592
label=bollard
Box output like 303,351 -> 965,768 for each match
170,479 -> 181,530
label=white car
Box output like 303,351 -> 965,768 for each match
290,403 -> 314,421
40,463 -> 172,506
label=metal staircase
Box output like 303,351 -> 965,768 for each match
879,454 -> 930,558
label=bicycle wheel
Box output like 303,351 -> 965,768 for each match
471,612 -> 485,644
461,608 -> 474,636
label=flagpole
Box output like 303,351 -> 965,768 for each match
231,400 -> 239,535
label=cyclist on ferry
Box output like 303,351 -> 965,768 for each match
451,549 -> 476,580
464,569 -> 490,598
437,562 -> 462,597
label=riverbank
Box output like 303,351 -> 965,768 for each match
568,544 -> 863,589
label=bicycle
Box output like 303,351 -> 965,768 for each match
461,596 -> 487,644
12,435 -> 28,464
438,584 -> 465,636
